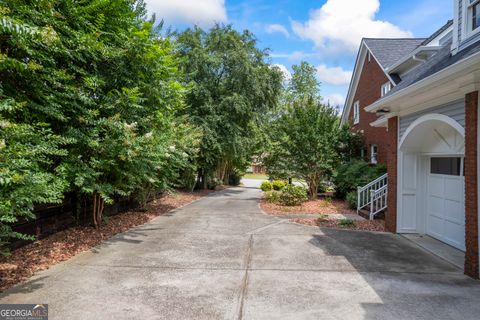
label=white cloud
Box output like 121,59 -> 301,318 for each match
146,0 -> 227,27
270,51 -> 316,62
272,64 -> 292,81
316,64 -> 352,86
323,93 -> 345,107
266,24 -> 290,38
291,0 -> 412,53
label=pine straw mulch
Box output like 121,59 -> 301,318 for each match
260,197 -> 356,216
0,188 -> 224,293
291,217 -> 386,232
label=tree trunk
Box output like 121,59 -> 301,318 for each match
307,178 -> 318,200
92,193 -> 98,229
92,192 -> 105,228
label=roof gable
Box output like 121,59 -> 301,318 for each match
340,38 -> 424,126
363,38 -> 426,69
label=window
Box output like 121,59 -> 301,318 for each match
467,0 -> 480,33
430,157 -> 462,176
470,1 -> 480,31
370,145 -> 378,165
381,82 -> 391,97
353,101 -> 360,124
361,147 -> 367,160
367,51 -> 371,62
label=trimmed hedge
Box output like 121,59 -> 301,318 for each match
261,181 -> 273,191
334,160 -> 386,199
272,180 -> 287,191
280,185 -> 308,206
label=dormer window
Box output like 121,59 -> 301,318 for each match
464,0 -> 480,37
472,0 -> 480,31
381,82 -> 391,97
353,101 -> 360,125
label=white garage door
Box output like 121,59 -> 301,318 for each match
427,157 -> 465,251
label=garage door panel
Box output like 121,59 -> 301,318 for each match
428,176 -> 444,197
444,221 -> 466,250
427,214 -> 444,238
427,162 -> 465,252
444,199 -> 464,222
428,195 -> 444,216
444,178 -> 464,201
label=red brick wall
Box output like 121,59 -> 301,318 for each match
386,117 -> 398,233
348,53 -> 390,164
465,91 -> 479,279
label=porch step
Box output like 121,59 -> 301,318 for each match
358,207 -> 386,220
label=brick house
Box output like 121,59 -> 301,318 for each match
340,38 -> 426,164
361,0 -> 480,279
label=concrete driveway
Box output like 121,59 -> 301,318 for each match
1,184 -> 479,319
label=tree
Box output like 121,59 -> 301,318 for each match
176,25 -> 283,188
287,61 -> 320,102
264,62 -> 340,199
0,0 -> 196,250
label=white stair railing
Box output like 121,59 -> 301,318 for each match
357,173 -> 388,219
369,185 -> 388,220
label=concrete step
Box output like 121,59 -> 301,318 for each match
358,208 -> 386,220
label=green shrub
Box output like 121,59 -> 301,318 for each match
264,191 -> 281,203
280,185 -> 308,206
261,181 -> 273,191
334,160 -> 386,198
339,219 -> 355,228
228,170 -> 243,186
272,180 -> 287,191
317,180 -> 329,193
346,191 -> 358,209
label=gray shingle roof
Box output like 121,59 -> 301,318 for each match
420,20 -> 453,46
364,38 -> 426,69
388,39 -> 480,95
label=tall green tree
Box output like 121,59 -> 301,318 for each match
0,0 -> 196,250
176,25 -> 283,188
265,62 -> 340,199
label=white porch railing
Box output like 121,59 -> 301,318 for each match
369,185 -> 388,220
357,173 -> 388,220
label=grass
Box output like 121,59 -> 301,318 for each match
243,173 -> 269,180
339,219 -> 355,228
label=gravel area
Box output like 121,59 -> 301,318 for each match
261,198 -> 355,216
291,217 -> 386,232
0,188 -> 223,292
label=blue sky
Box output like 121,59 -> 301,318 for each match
145,0 -> 453,108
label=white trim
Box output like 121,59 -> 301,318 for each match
397,114 -> 466,238
353,101 -> 360,124
465,0 -> 480,38
381,82 -> 392,97
340,43 -> 367,126
387,46 -> 442,74
365,50 -> 480,113
399,113 -> 466,148
370,144 -> 378,164
363,42 -> 398,87
340,40 -> 398,126
370,116 -> 389,127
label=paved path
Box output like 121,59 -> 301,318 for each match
1,185 -> 480,319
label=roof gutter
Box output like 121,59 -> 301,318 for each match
365,50 -> 480,113
386,46 -> 442,74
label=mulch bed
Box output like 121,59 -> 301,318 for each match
261,198 -> 355,216
291,218 -> 386,232
0,188 -> 223,293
